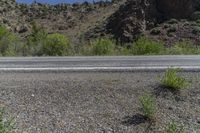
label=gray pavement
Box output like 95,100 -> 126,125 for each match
1,56 -> 200,71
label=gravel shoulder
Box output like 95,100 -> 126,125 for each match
0,72 -> 199,132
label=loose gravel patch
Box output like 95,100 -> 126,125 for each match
0,72 -> 199,132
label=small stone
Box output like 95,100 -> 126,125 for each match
168,107 -> 173,110
197,118 -> 200,124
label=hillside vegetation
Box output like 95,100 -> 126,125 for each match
0,0 -> 200,56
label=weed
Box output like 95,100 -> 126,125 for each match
167,26 -> 177,33
165,121 -> 184,133
150,28 -> 161,35
91,38 -> 115,55
161,68 -> 189,90
166,41 -> 200,55
192,26 -> 200,35
43,33 -> 70,56
26,21 -> 47,56
168,19 -> 178,24
115,45 -> 131,55
139,93 -> 157,121
131,37 -> 164,55
191,11 -> 200,21
0,107 -> 14,133
0,25 -> 21,56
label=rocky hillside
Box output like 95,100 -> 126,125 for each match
106,0 -> 200,45
0,0 -> 121,44
1,0 -> 200,45
0,0 -> 21,31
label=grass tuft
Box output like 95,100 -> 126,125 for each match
0,107 -> 14,133
165,121 -> 184,133
139,92 -> 157,121
166,41 -> 200,55
161,68 -> 189,90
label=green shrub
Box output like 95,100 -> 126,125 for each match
191,11 -> 200,21
91,38 -> 115,55
0,107 -> 14,133
79,44 -> 93,56
139,93 -> 157,120
150,27 -> 161,35
0,26 -> 22,56
161,68 -> 189,90
196,19 -> 200,24
115,45 -> 131,55
43,33 -> 70,56
192,26 -> 200,35
165,121 -> 184,133
80,40 -> 130,56
166,41 -> 200,55
26,21 -> 47,56
167,26 -> 177,33
27,22 -> 70,56
28,21 -> 47,43
168,19 -> 178,24
131,37 -> 164,55
163,24 -> 170,29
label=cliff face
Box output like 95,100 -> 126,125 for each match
106,0 -> 200,44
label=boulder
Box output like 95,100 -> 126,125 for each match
107,0 -> 143,43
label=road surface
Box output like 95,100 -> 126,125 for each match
0,56 -> 199,132
0,55 -> 200,71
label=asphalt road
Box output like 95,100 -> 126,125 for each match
0,56 -> 199,132
0,55 -> 200,71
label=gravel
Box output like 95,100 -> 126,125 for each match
0,71 -> 199,132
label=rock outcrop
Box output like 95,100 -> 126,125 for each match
106,0 -> 200,43
106,0 -> 159,43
